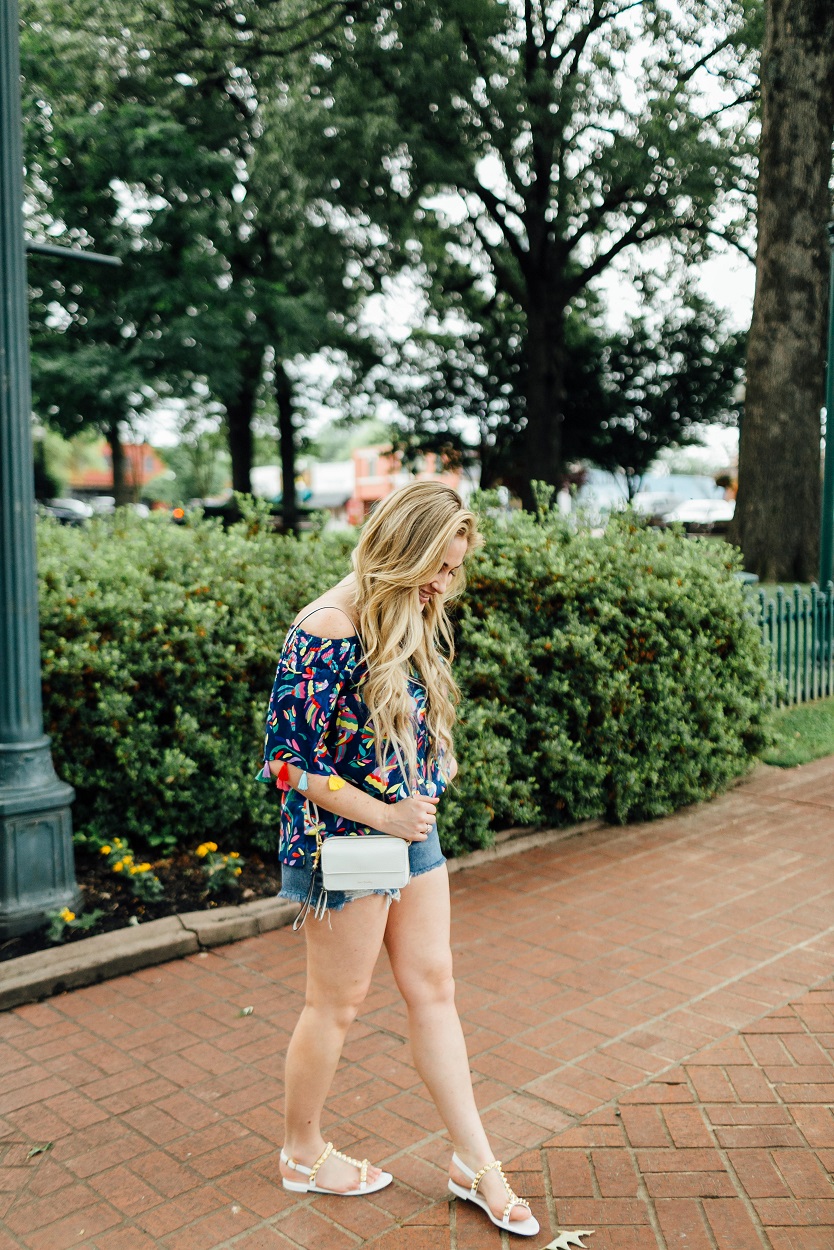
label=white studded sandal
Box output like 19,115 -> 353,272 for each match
448,1153 -> 540,1237
280,1141 -> 393,1196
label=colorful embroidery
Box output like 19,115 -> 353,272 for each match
261,626 -> 448,867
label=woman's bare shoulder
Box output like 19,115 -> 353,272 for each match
291,595 -> 357,639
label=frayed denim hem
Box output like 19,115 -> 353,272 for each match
279,878 -> 400,929
278,882 -> 400,913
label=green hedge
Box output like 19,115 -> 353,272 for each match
442,500 -> 775,854
37,498 -> 774,859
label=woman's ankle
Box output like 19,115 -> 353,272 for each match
451,1145 -> 493,1176
282,1135 -> 326,1164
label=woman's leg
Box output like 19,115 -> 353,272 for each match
383,867 -> 530,1222
281,892 -> 390,1192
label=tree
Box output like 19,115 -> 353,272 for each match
22,0 -> 378,518
730,0 -> 834,581
375,284 -> 744,495
22,0 -> 246,503
315,0 -> 759,507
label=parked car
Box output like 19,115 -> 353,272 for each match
88,495 -> 116,515
42,497 -> 94,526
663,498 -> 735,534
632,475 -> 726,524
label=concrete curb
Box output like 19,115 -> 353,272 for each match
0,900 -> 300,1012
0,821 -> 599,1012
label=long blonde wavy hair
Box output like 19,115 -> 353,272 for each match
351,481 -> 481,788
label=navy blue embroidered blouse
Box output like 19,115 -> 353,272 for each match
262,626 -> 449,868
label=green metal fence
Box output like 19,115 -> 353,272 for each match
757,585 -> 834,706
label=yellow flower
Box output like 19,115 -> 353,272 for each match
99,845 -> 111,855
59,908 -> 75,923
229,852 -> 240,859
234,867 -> 242,876
112,860 -> 124,872
206,841 -> 218,852
196,844 -> 208,858
137,863 -> 152,872
130,865 -> 140,874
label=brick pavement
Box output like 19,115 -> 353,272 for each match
1,758 -> 833,1249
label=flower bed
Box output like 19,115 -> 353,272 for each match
0,845 -> 280,964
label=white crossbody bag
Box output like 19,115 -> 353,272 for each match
320,832 -> 410,891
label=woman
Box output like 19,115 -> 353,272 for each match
261,481 -> 539,1237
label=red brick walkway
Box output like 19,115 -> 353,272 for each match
1,759 -> 833,1249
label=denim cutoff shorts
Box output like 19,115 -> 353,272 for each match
279,825 -> 445,922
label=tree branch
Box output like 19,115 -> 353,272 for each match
464,181 -> 529,267
469,221 -> 527,304
566,211 -> 661,295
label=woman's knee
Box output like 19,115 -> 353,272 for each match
305,985 -> 370,1031
398,956 -> 455,1010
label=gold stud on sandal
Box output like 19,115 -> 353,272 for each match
280,1141 -> 393,1196
448,1154 -> 540,1236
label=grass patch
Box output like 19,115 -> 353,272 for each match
762,696 -> 834,767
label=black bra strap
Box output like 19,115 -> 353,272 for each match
288,604 -> 359,641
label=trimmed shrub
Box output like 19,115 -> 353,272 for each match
37,496 -> 774,859
444,498 -> 775,852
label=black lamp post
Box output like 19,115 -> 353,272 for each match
818,223 -> 834,587
0,0 -> 77,936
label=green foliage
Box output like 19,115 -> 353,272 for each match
39,507 -> 354,855
196,842 -> 247,894
74,831 -> 165,900
451,497 -> 775,835
313,0 -> 760,493
21,0 -> 389,499
761,696 -> 834,769
44,904 -> 106,943
39,499 -> 773,859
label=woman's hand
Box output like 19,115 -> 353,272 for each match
379,794 -> 440,842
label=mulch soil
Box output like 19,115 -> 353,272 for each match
0,846 -> 282,964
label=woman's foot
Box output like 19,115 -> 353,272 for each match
280,1141 -> 385,1193
449,1155 -> 532,1224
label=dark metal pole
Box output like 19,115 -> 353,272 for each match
0,0 -> 77,936
25,240 -> 122,267
818,223 -> 834,586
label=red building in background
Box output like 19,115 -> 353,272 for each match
68,440 -> 167,502
347,445 -> 467,526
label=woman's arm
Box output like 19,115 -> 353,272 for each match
270,761 -> 439,841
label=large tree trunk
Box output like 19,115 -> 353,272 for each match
519,287 -> 566,510
108,421 -> 130,507
225,351 -> 263,495
274,359 -> 298,535
730,0 -> 834,580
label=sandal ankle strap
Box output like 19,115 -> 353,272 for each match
280,1148 -> 310,1175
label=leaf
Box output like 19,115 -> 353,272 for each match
238,1006 -> 254,1017
27,1143 -> 53,1158
544,1233 -> 595,1250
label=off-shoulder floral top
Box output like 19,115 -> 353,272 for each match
260,623 -> 450,868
